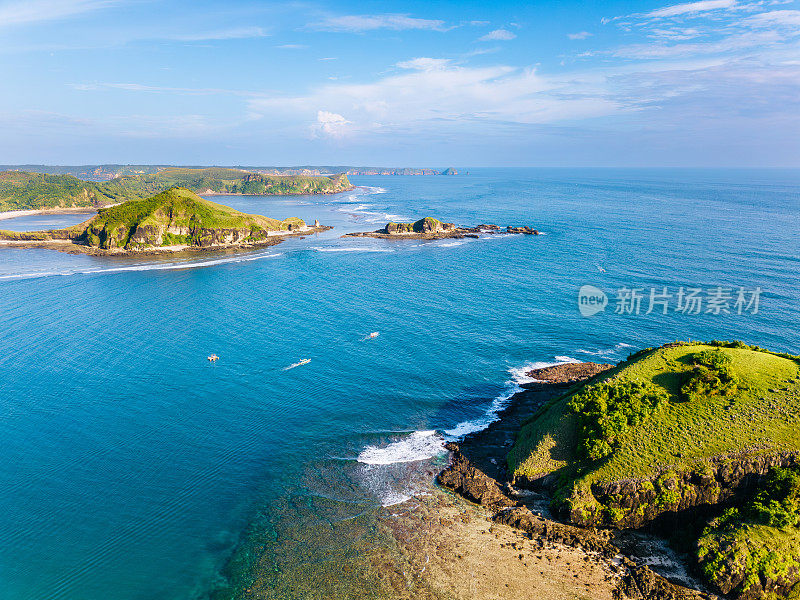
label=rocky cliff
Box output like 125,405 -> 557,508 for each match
0,187 -> 324,255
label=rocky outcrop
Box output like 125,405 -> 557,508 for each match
345,220 -> 541,240
437,445 -> 516,510
438,445 -> 713,600
526,361 -> 613,383
567,450 -> 800,529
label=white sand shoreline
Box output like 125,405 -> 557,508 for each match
0,206 -> 106,221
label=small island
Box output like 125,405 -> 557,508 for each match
0,187 -> 329,256
438,341 -> 800,600
344,217 -> 540,240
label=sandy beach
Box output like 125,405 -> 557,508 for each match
0,206 -> 106,221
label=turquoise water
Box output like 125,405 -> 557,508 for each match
0,169 -> 798,599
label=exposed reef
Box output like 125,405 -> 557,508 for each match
344,218 -> 541,240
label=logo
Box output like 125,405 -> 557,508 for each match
578,285 -> 608,317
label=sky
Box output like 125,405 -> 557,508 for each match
0,0 -> 798,167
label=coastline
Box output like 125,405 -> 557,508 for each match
0,185 -> 357,221
428,362 -> 715,600
0,205 -> 109,221
0,225 -> 333,256
344,223 -> 540,241
198,185 -> 356,197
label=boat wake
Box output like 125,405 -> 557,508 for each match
0,251 -> 284,281
282,358 -> 311,371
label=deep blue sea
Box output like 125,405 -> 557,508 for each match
0,168 -> 798,599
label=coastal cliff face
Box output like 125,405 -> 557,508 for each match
503,342 -> 800,599
0,188 -> 320,254
385,216 -> 455,234
81,189 -> 306,251
563,450 -> 800,529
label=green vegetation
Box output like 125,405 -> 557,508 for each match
0,187 -> 310,252
697,467 -> 800,597
0,171 -> 121,211
506,341 -> 800,597
80,187 -> 303,250
508,341 -> 800,505
385,217 -> 449,233
681,348 -> 740,401
568,380 -> 669,460
0,168 -> 352,212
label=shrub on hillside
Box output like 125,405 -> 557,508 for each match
568,380 -> 669,461
681,349 -> 739,401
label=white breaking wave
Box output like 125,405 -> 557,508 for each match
311,246 -> 393,253
357,430 -> 446,465
0,251 -> 284,281
577,342 -> 635,357
443,357 -> 579,439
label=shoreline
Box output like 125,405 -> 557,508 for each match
432,362 -> 715,600
0,225 -> 333,256
345,223 -> 540,241
0,206 -> 108,221
0,186 -> 357,221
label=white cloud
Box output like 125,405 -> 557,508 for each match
314,111 -> 351,138
170,27 -> 267,42
478,28 -> 516,41
248,60 -> 621,141
70,82 -> 256,96
310,14 -> 448,33
744,10 -> 800,27
645,0 -> 737,18
0,0 -> 116,27
396,57 -> 450,71
276,43 -> 308,49
568,31 -> 593,40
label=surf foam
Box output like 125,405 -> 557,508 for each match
443,357 -> 579,439
357,430 -> 446,465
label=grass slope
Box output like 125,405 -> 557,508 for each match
0,169 -> 352,211
0,172 -> 121,211
508,341 -> 800,598
81,187 -> 302,250
509,342 -> 800,486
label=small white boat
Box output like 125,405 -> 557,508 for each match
207,354 -> 219,362
362,331 -> 380,340
283,358 -> 311,370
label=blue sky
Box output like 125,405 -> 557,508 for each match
0,0 -> 798,166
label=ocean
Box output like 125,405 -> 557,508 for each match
0,168 -> 798,599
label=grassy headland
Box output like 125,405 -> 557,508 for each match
506,340 -> 800,598
0,168 -> 352,212
0,187 -> 318,254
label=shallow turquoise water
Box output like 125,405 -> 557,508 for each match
0,169 -> 798,599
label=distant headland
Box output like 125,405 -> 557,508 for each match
0,168 -> 353,213
0,187 -> 328,256
0,164 -> 464,184
345,217 -> 540,240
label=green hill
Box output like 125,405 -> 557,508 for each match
0,168 -> 353,212
0,171 -> 124,211
0,187 -> 310,252
507,341 -> 800,598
